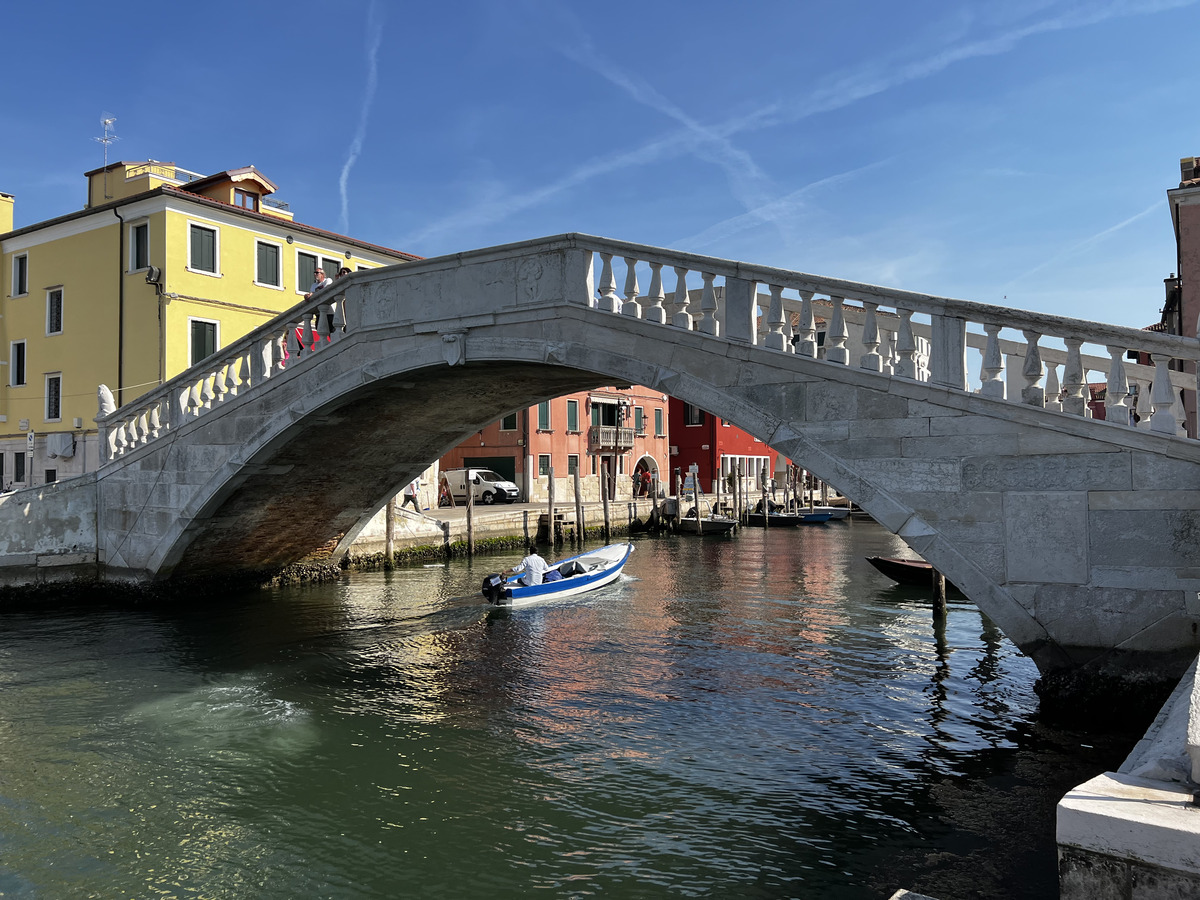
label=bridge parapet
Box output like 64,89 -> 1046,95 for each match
96,234 -> 1200,464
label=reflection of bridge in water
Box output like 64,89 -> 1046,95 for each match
4,233 -> 1200,689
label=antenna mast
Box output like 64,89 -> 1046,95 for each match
94,114 -> 119,201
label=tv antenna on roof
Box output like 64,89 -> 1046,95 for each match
94,114 -> 119,200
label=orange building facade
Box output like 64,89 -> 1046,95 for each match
439,385 -> 671,503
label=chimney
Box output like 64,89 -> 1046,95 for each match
0,192 -> 12,235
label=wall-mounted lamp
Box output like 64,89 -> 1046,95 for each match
286,235 -> 294,244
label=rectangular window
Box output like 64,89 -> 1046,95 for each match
684,403 -> 704,426
10,341 -> 25,387
537,401 -> 551,431
566,399 -> 578,432
500,413 -> 518,431
634,406 -> 645,435
323,257 -> 341,280
188,223 -> 218,274
45,373 -> 61,421
0,453 -> 5,484
538,454 -> 551,476
130,223 -> 149,270
655,408 -> 664,437
12,253 -> 28,296
567,454 -> 579,476
46,289 -> 63,335
44,469 -> 57,484
234,189 -> 259,211
256,241 -> 281,287
298,252 -> 317,291
190,319 -> 218,366
13,453 -> 25,484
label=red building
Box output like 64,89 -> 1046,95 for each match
439,385 -> 670,503
667,398 -> 778,498
1164,155 -> 1200,436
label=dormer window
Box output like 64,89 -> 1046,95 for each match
234,189 -> 258,211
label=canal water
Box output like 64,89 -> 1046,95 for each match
0,521 -> 1139,899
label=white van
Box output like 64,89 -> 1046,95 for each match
442,468 -> 521,505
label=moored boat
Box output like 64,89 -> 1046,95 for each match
674,515 -> 737,535
481,543 -> 634,607
866,556 -> 960,592
745,511 -> 832,527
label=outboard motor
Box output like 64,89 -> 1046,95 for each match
481,573 -> 510,605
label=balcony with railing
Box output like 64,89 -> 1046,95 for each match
588,425 -> 635,453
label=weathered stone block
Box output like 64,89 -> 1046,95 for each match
963,453 -> 1131,492
1006,492 -> 1088,584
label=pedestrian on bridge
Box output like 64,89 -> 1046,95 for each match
401,478 -> 421,512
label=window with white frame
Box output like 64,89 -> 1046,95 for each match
537,401 -> 551,431
188,223 -> 219,274
323,256 -> 341,279
45,373 -> 61,422
256,241 -> 282,288
538,454 -> 551,476
500,413 -> 518,431
297,252 -> 318,291
12,253 -> 28,296
683,403 -> 704,426
566,399 -> 579,432
46,288 -> 63,335
10,341 -> 25,387
567,454 -> 579,476
634,406 -> 645,434
130,222 -> 149,271
655,407 -> 664,436
190,318 -> 218,366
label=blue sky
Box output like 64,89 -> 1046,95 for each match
2,0 -> 1196,329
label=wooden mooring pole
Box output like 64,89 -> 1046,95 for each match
466,481 -> 475,557
547,466 -> 557,547
933,571 -> 948,620
601,462 -> 612,542
573,469 -> 585,548
384,496 -> 396,569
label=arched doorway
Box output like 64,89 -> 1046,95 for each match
632,454 -> 660,499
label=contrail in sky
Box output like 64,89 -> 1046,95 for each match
340,0 -> 384,235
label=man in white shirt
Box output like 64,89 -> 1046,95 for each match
305,266 -> 332,300
507,545 -> 549,586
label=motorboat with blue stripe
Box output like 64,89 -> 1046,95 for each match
481,543 -> 634,607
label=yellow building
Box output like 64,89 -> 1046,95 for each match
0,161 -> 418,487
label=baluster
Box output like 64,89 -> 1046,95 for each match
894,308 -> 917,379
1149,353 -> 1178,434
621,257 -> 641,318
1171,387 -> 1188,436
671,267 -> 692,329
139,411 -> 153,445
879,328 -> 895,374
979,323 -> 1005,399
859,302 -> 882,372
697,273 -> 718,335
317,303 -> 333,345
187,381 -> 203,415
106,428 -> 119,461
1020,331 -> 1045,407
114,422 -> 129,456
644,263 -> 667,324
273,334 -> 287,374
1082,369 -> 1095,418
214,366 -> 229,404
200,374 -> 216,408
331,296 -> 348,339
300,313 -> 315,355
1062,338 -> 1086,416
826,296 -> 849,365
148,404 -> 162,439
1134,379 -> 1152,429
1106,345 -> 1130,424
796,291 -> 817,357
763,285 -> 787,351
1045,365 -> 1062,412
596,253 -> 620,313
126,415 -> 140,448
286,323 -> 302,363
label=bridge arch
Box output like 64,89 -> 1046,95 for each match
86,236 -> 1200,685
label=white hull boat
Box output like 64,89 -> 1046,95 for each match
481,543 -> 634,608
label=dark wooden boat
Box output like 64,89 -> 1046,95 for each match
745,511 -> 832,527
674,515 -> 737,535
866,556 -> 960,592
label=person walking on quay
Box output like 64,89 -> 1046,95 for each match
401,478 -> 421,512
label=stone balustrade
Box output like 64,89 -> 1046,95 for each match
98,286 -> 351,461
96,234 -> 1200,463
580,234 -> 1200,439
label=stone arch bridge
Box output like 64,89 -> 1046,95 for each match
5,234 -> 1200,688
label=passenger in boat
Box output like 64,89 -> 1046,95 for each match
504,544 -> 549,586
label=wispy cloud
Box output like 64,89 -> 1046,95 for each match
406,0 -> 1195,249
339,0 -> 384,235
1003,200 -> 1162,288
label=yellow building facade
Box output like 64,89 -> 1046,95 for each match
0,161 -> 418,487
